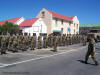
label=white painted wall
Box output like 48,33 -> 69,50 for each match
51,16 -> 79,35
22,18 -> 47,37
51,18 -> 72,35
72,16 -> 79,34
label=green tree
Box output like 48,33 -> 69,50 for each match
0,21 -> 19,34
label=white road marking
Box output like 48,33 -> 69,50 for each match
0,46 -> 86,68
7,52 -> 51,56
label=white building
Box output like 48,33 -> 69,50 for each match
36,8 -> 79,35
20,18 -> 47,36
0,17 -> 47,36
0,8 -> 79,36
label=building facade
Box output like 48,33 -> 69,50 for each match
20,18 -> 47,36
36,8 -> 79,35
0,17 -> 47,36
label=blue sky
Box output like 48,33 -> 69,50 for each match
0,0 -> 100,24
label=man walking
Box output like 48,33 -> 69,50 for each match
85,36 -> 99,65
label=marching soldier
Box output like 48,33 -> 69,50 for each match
85,36 -> 99,65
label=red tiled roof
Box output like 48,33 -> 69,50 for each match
48,11 -> 73,21
20,18 -> 39,27
0,17 -> 22,25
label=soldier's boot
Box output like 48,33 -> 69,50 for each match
22,49 -> 27,51
53,47 -> 57,52
53,49 -> 57,52
12,49 -> 18,53
84,61 -> 88,64
31,47 -> 34,50
1,51 -> 7,55
95,61 -> 99,66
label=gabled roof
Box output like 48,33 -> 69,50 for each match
0,17 -> 22,25
48,10 -> 74,21
20,18 -> 39,27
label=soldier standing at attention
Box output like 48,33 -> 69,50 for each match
43,34 -> 48,48
53,34 -> 58,52
85,36 -> 99,65
38,33 -> 42,49
31,33 -> 36,50
11,34 -> 18,53
0,33 -> 7,55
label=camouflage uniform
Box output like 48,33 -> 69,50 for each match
0,34 -> 8,54
31,35 -> 36,50
8,35 -> 14,51
53,35 -> 58,52
11,34 -> 18,52
43,35 -> 48,48
23,34 -> 29,51
85,37 -> 98,65
38,34 -> 42,49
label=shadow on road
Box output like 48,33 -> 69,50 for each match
77,60 -> 96,66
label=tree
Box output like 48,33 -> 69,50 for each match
0,21 -> 19,34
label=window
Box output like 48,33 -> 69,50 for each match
69,22 -> 71,26
61,20 -> 63,25
41,11 -> 45,18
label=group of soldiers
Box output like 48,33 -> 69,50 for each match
0,33 -> 87,55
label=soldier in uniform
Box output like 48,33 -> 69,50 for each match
8,34 -> 14,51
82,35 -> 87,46
38,33 -> 42,49
65,35 -> 68,46
43,34 -> 48,48
0,33 -> 8,54
53,34 -> 58,52
17,33 -> 23,51
68,35 -> 72,45
23,33 -> 29,50
11,34 -> 18,52
31,33 -> 36,50
85,36 -> 99,65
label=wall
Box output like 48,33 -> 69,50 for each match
51,17 -> 73,35
72,16 -> 79,34
22,18 -> 47,36
36,8 -> 52,35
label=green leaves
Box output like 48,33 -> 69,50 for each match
0,21 -> 19,34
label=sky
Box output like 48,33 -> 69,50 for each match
0,0 -> 100,24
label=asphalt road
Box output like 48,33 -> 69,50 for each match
0,43 -> 100,75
